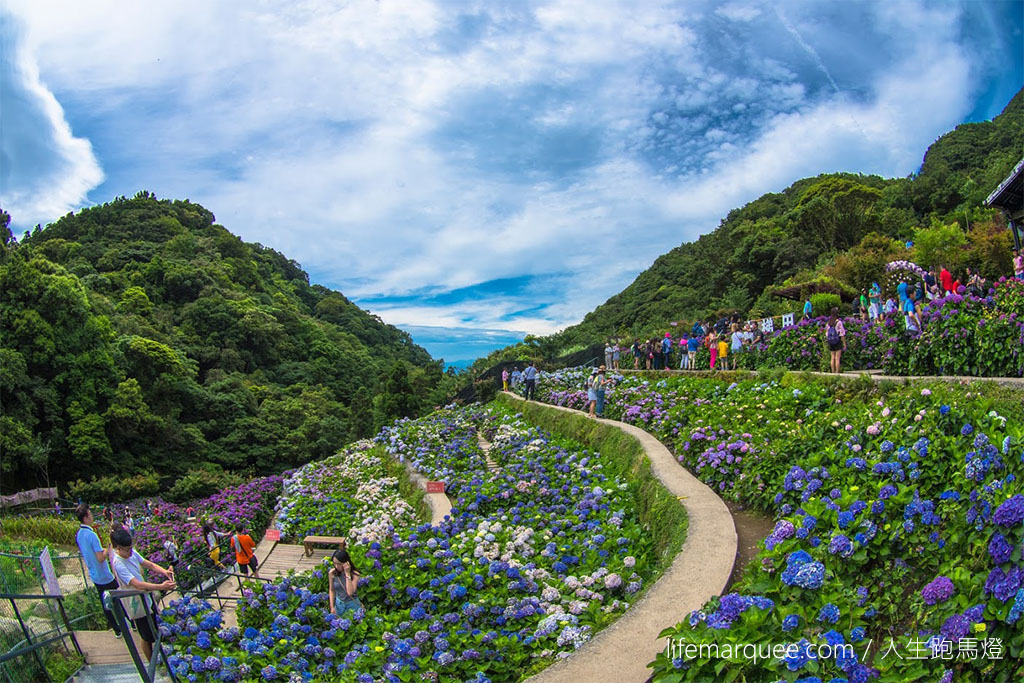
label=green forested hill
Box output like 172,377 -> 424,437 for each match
0,193 -> 445,495
545,87 -> 1023,349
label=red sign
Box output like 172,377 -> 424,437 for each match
426,481 -> 446,494
264,529 -> 281,541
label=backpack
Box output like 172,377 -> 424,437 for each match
826,323 -> 840,345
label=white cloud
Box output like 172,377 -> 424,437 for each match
0,14 -> 103,226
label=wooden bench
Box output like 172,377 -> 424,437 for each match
302,535 -> 346,557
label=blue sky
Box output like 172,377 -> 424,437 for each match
2,1 -> 1022,364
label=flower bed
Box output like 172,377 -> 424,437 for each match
530,369 -> 1024,681
161,405 -> 660,682
275,441 -> 427,544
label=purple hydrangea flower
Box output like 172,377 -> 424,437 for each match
993,495 -> 1024,527
988,533 -> 1014,565
921,576 -> 955,605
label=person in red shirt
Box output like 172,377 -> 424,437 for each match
230,523 -> 260,578
939,266 -> 953,293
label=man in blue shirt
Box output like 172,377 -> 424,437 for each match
802,299 -> 812,321
897,280 -> 908,306
75,504 -> 123,638
522,362 -> 538,400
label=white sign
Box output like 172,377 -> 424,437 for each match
782,313 -> 795,328
760,318 -> 775,333
40,547 -> 61,596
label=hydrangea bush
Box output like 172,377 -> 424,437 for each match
532,369 -> 1023,681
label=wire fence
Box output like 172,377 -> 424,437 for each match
0,543 -> 105,683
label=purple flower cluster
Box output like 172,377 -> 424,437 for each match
921,576 -> 955,605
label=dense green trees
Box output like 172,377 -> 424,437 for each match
0,195 -> 446,494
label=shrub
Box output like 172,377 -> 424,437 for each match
164,466 -> 244,504
0,516 -> 84,546
809,293 -> 842,316
68,471 -> 160,503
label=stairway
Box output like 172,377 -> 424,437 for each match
71,661 -> 171,682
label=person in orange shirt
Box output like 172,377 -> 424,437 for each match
230,523 -> 260,578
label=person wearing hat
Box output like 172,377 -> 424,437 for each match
586,368 -> 599,418
661,333 -> 673,370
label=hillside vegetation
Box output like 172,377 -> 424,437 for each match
0,194 -> 451,495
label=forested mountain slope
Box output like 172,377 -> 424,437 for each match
0,194 -> 443,494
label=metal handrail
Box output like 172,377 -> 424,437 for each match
0,592 -> 82,682
106,587 -> 177,683
177,563 -> 271,612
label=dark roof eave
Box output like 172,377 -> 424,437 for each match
985,157 -> 1024,208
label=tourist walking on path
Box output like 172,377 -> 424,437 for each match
678,335 -> 689,370
612,343 -> 620,370
75,504 -> 123,639
802,298 -> 812,321
940,265 -> 953,293
904,290 -> 922,333
897,280 -> 908,307
686,333 -> 699,371
717,333 -> 729,370
110,528 -> 175,662
329,546 -> 363,615
631,340 -> 641,369
826,308 -> 847,374
1015,249 -> 1024,280
202,521 -> 229,569
510,367 -> 521,389
522,362 -> 538,400
501,368 -> 509,392
729,323 -> 743,370
706,330 -> 718,370
230,523 -> 260,578
868,282 -> 881,321
595,366 -> 609,417
586,368 -> 599,418
661,333 -> 672,370
604,342 -> 614,369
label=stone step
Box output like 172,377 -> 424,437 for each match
72,661 -> 172,682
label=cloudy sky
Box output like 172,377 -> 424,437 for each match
2,1 -> 1022,363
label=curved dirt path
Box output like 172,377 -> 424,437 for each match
402,463 -> 453,526
503,393 -> 738,683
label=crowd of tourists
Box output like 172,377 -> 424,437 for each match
592,262 -> 1002,376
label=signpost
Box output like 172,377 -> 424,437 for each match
264,529 -> 281,542
40,547 -> 61,596
426,481 -> 446,494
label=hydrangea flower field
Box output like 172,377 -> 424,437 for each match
530,369 -> 1024,682
160,405 -> 660,682
130,476 -> 283,587
688,277 -> 1023,376
275,442 -> 426,544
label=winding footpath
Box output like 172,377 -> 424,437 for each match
501,393 -> 738,683
403,462 -> 453,526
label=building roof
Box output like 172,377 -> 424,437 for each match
985,157 -> 1024,213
